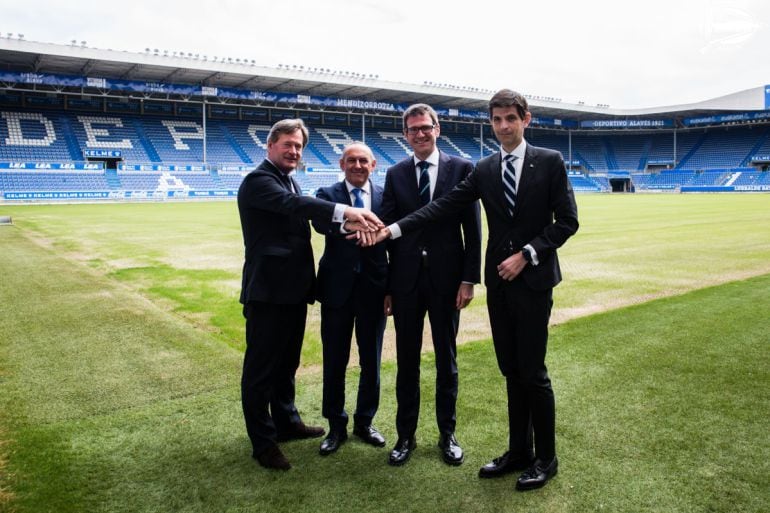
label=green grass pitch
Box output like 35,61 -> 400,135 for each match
0,193 -> 769,513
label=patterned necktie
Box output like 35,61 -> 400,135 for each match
417,161 -> 431,206
502,154 -> 518,216
351,188 -> 364,208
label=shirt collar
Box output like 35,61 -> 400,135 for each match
501,139 -> 527,161
266,158 -> 295,176
413,148 -> 440,168
345,179 -> 371,194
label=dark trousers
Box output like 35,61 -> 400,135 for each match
392,271 -> 460,438
241,301 -> 306,455
487,278 -> 556,461
320,276 -> 386,431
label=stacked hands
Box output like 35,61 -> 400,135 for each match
343,206 -> 527,282
342,207 -> 391,247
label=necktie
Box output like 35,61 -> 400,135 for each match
281,173 -> 294,193
352,188 -> 364,208
503,154 -> 518,216
418,161 -> 431,206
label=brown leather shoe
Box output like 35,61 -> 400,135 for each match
276,422 -> 325,442
255,445 -> 291,470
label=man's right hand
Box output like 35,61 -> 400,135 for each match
383,295 -> 393,316
345,226 -> 391,246
343,207 -> 383,232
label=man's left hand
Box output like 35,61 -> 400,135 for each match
497,251 -> 527,281
455,282 -> 475,310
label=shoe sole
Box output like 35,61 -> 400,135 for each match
388,456 -> 411,466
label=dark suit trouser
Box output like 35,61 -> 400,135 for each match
241,301 -> 306,455
392,271 -> 460,438
487,278 -> 555,461
320,275 -> 386,431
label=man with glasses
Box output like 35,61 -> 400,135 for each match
380,103 -> 481,467
367,90 -> 579,491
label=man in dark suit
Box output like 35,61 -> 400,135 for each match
380,103 -> 482,467
371,90 -> 578,490
311,142 -> 389,456
237,119 -> 382,471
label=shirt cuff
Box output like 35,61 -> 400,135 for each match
332,203 -> 347,223
388,223 -> 402,239
524,244 -> 539,266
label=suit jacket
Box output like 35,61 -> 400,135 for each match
238,159 -> 336,305
398,144 -> 579,291
312,180 -> 388,308
381,152 -> 482,295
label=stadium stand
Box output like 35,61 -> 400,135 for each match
2,95 -> 769,199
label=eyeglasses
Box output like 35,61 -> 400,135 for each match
405,124 -> 435,135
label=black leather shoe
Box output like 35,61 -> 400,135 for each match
319,430 -> 347,456
353,424 -> 386,447
388,437 -> 416,466
516,457 -> 558,491
276,422 -> 325,442
478,451 -> 535,478
254,444 -> 291,470
438,433 -> 464,466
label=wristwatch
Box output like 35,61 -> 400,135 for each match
521,247 -> 533,263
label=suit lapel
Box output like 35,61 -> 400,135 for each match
335,181 -> 352,205
288,175 -> 301,195
370,180 -> 383,214
515,146 -> 538,209
433,152 -> 451,199
399,159 -> 422,207
488,153 -> 510,217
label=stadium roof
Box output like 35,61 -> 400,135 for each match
0,38 -> 767,122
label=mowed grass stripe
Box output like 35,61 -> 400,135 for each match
2,218 -> 768,512
0,225 -> 241,425
2,194 -> 769,366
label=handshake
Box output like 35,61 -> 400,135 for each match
343,207 -> 392,247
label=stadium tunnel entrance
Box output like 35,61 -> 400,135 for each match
87,157 -> 122,170
609,177 -> 633,192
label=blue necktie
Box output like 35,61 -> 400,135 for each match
502,154 -> 518,216
352,188 -> 364,208
418,161 -> 431,206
